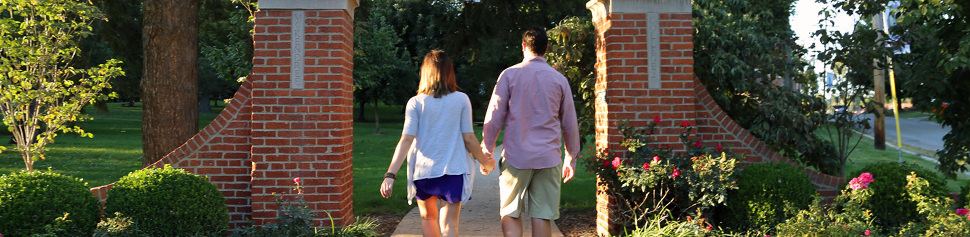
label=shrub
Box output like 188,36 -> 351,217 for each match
93,212 -> 145,237
0,170 -> 100,236
896,172 -> 970,236
719,162 -> 816,231
104,164 -> 228,236
775,173 -> 879,236
582,119 -> 740,228
848,162 -> 947,230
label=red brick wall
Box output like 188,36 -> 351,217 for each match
90,8 -> 355,229
590,8 -> 844,237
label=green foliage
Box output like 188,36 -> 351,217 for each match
774,186 -> 879,236
582,120 -> 739,228
104,164 -> 228,236
693,0 -> 837,174
0,0 -> 125,171
849,162 -> 947,231
891,0 -> 970,178
896,172 -> 970,236
93,212 -> 146,237
0,170 -> 100,236
234,179 -> 378,237
199,0 -> 252,108
546,16 -> 596,137
352,0 -> 416,128
624,211 -> 718,237
720,162 -> 816,232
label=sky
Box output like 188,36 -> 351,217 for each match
789,0 -> 859,72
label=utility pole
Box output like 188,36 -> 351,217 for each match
872,12 -> 887,150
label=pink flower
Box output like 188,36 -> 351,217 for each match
716,145 -> 723,151
849,173 -> 874,190
864,230 -> 870,236
956,208 -> 969,216
642,163 -> 650,170
694,141 -> 703,148
672,169 -> 680,178
616,171 -> 622,176
293,177 -> 301,184
653,156 -> 661,162
653,116 -> 662,123
681,121 -> 691,127
706,224 -> 713,230
611,157 -> 621,170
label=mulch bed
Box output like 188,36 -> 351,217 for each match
556,209 -> 597,237
368,212 -> 405,237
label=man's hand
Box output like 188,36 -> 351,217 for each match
480,157 -> 496,175
562,158 -> 577,183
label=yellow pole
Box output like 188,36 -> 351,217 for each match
882,13 -> 903,162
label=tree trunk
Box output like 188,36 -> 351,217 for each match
373,100 -> 381,134
141,0 -> 200,166
357,99 -> 367,122
94,101 -> 109,113
199,94 -> 212,114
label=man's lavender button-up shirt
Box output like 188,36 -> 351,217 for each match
483,55 -> 581,170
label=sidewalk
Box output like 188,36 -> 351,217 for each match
390,146 -> 564,237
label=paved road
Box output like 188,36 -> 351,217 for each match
862,114 -> 950,151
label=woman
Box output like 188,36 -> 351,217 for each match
380,50 -> 495,237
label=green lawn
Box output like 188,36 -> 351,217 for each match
0,102 -> 222,187
815,125 -> 969,192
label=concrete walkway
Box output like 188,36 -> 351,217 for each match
391,146 -> 564,237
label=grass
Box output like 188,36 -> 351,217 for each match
0,102 -> 222,187
815,125 -> 970,192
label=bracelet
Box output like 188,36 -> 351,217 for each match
384,172 -> 397,180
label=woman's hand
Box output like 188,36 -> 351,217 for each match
380,177 -> 395,198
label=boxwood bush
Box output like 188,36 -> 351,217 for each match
848,162 -> 947,230
105,164 -> 227,236
719,162 -> 816,231
0,170 -> 100,236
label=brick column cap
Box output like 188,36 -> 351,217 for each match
586,0 -> 690,14
259,0 -> 359,18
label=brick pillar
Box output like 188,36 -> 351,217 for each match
251,0 -> 357,226
587,0 -> 693,235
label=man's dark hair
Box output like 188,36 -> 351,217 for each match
522,27 -> 548,55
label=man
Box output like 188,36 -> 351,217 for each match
482,27 -> 580,237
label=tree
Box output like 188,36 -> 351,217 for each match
891,0 -> 970,177
141,0 -> 201,165
546,16 -> 596,137
90,0 -> 145,108
353,0 -> 415,134
198,0 -> 253,113
693,0 -> 838,174
0,0 -> 124,171
825,0 -> 970,177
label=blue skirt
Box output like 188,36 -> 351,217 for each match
413,175 -> 465,204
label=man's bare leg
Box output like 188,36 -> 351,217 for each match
501,215 -> 523,237
531,218 -> 551,237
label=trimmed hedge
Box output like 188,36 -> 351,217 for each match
105,165 -> 228,236
848,162 -> 947,230
0,170 -> 100,236
720,162 -> 816,231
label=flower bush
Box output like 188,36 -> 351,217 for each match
848,162 -> 947,230
583,119 -> 740,227
775,172 -> 879,236
895,172 -> 970,236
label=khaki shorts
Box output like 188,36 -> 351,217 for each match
499,157 -> 561,220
